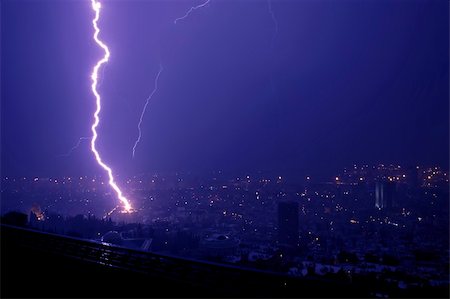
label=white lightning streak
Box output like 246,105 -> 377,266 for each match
174,0 -> 211,24
59,137 -> 91,157
132,64 -> 163,158
267,0 -> 278,49
90,0 -> 132,212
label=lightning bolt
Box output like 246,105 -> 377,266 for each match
133,0 -> 211,157
59,137 -> 91,158
266,0 -> 279,96
174,0 -> 211,24
90,0 -> 132,213
267,0 -> 278,49
132,64 -> 163,158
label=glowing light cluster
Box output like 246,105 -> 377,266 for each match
90,0 -> 132,212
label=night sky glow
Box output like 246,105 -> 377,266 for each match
2,0 -> 448,180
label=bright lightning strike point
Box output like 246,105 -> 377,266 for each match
132,64 -> 163,158
90,0 -> 132,213
174,0 -> 211,24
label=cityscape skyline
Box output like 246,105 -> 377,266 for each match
1,0 -> 448,297
2,161 -> 448,297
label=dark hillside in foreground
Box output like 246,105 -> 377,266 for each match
1,224 -> 448,298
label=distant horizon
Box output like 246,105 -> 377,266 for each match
2,161 -> 448,182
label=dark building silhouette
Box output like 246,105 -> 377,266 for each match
375,180 -> 396,210
277,201 -> 299,246
29,211 -> 39,227
1,211 -> 28,227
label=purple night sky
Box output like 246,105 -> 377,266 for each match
2,0 -> 449,179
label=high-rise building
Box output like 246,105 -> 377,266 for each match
278,201 -> 299,246
375,180 -> 396,210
